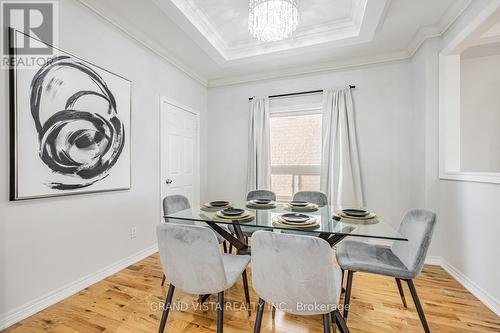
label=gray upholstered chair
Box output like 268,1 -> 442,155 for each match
162,195 -> 228,286
163,194 -> 227,244
227,190 -> 277,249
251,231 -> 350,333
247,189 -> 276,201
162,194 -> 191,223
156,223 -> 251,333
336,209 -> 436,333
293,191 -> 328,206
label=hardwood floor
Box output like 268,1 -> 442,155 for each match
3,252 -> 499,333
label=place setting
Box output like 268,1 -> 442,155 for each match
246,198 -> 276,209
284,200 -> 319,212
213,207 -> 255,222
333,208 -> 379,224
272,212 -> 320,230
201,200 -> 233,211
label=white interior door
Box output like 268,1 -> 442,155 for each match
160,98 -> 199,209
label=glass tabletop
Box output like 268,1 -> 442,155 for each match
164,201 -> 407,242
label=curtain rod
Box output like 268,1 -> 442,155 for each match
248,85 -> 356,101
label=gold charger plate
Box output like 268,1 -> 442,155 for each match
333,211 -> 379,224
201,202 -> 233,211
246,200 -> 276,209
284,203 -> 319,212
273,216 -> 320,228
213,210 -> 255,222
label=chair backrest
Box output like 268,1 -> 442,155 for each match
247,190 -> 276,201
156,223 -> 227,294
293,191 -> 328,206
391,209 -> 436,276
251,231 -> 342,315
163,194 -> 191,224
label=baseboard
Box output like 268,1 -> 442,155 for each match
439,258 -> 500,317
0,244 -> 158,331
424,255 -> 443,266
355,249 -> 499,316
422,255 -> 499,316
359,241 -> 499,315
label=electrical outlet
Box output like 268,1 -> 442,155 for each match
130,227 -> 137,239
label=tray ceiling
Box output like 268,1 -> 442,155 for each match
158,0 -> 388,62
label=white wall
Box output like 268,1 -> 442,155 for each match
460,54 -> 500,172
0,0 -> 207,326
411,0 -> 500,314
411,37 -> 443,259
207,61 -> 426,232
436,0 -> 500,312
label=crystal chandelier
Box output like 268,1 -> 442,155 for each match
248,0 -> 298,42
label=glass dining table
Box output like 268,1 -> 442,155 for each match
164,201 -> 407,255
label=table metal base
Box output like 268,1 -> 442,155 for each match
206,220 -> 349,254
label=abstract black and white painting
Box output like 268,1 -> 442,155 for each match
10,30 -> 131,200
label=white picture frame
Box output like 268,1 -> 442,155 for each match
9,29 -> 131,200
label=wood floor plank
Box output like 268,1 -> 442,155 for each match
2,253 -> 499,333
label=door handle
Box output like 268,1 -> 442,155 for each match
166,179 -> 173,184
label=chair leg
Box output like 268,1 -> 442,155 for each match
341,269 -> 345,293
323,313 -> 331,333
271,306 -> 276,319
242,270 -> 251,310
217,291 -> 224,333
229,243 -> 233,254
343,271 -> 354,320
223,241 -> 227,253
331,312 -> 336,333
333,310 -> 350,333
199,294 -> 210,303
406,279 -> 430,333
395,278 -> 408,308
254,298 -> 265,333
161,274 -> 166,286
158,284 -> 175,333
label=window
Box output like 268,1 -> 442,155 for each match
270,111 -> 322,201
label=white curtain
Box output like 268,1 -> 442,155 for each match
320,87 -> 364,208
247,97 -> 271,192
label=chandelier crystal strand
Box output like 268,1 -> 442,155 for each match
248,0 -> 298,42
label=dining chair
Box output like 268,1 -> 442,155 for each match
162,194 -> 228,286
251,230 -> 350,333
293,191 -> 328,206
336,209 -> 436,333
227,190 -> 277,252
247,190 -> 276,201
156,223 -> 251,333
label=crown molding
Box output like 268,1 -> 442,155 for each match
157,0 -> 230,59
208,50 -> 410,88
406,0 -> 472,56
75,0 -> 209,86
